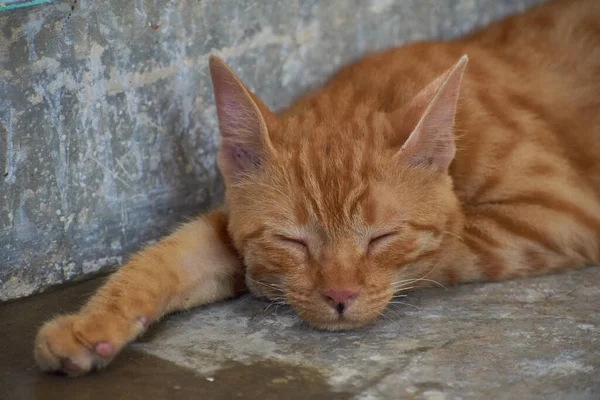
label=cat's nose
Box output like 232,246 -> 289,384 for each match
321,288 -> 359,314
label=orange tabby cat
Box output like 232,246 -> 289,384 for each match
34,0 -> 600,376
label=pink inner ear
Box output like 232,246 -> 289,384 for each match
209,56 -> 278,180
396,55 -> 469,171
210,58 -> 263,142
222,141 -> 260,173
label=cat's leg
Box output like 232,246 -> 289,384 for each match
34,209 -> 244,376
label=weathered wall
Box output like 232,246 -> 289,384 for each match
0,0 -> 543,301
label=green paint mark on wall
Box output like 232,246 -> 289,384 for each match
0,0 -> 53,12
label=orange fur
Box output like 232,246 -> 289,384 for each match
35,0 -> 600,376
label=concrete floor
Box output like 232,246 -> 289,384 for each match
1,268 -> 599,400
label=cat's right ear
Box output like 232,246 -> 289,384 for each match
209,56 -> 278,183
390,56 -> 468,173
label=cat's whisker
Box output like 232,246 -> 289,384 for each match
268,292 -> 286,298
391,278 -> 417,286
391,286 -> 417,293
417,263 -> 441,280
359,325 -> 377,342
391,264 -> 447,291
245,276 -> 286,293
391,264 -> 439,286
272,303 -> 289,313
443,230 -> 464,241
263,296 -> 290,313
382,307 -> 404,320
397,278 -> 447,290
233,295 -> 254,307
376,310 -> 401,328
263,302 -> 276,313
388,301 -> 422,310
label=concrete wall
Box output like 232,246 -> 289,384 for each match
0,0 -> 543,301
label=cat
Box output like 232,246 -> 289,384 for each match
34,0 -> 600,376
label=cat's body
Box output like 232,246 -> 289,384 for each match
279,0 -> 600,285
34,0 -> 600,376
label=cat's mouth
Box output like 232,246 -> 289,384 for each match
276,287 -> 391,331
247,277 -> 388,330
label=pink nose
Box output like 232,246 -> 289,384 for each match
321,289 -> 359,313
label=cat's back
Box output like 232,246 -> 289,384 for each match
284,0 -> 600,202
452,0 -> 600,201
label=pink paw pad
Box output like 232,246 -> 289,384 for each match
95,342 -> 113,357
137,316 -> 149,327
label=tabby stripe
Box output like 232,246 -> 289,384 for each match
506,90 -> 599,191
463,223 -> 501,247
471,175 -> 502,203
244,226 -> 266,242
481,191 -> 600,246
471,206 -> 563,254
406,221 -> 441,236
444,268 -> 459,285
401,248 -> 440,267
462,233 -> 505,280
525,163 -> 556,177
204,211 -> 238,254
486,142 -> 522,193
294,151 -> 325,222
476,89 -> 520,132
347,185 -> 371,222
522,247 -> 549,270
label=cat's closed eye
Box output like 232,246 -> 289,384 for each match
275,234 -> 309,254
368,232 -> 398,254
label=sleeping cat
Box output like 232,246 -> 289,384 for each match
35,0 -> 600,376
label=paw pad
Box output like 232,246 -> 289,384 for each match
95,342 -> 113,357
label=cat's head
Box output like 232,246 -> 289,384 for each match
209,55 -> 467,330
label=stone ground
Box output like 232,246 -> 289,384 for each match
1,267 -> 599,400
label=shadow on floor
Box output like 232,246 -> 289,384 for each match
0,278 -> 350,400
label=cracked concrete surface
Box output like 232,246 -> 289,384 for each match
133,267 -> 600,399
0,0 -> 544,300
3,267 -> 597,399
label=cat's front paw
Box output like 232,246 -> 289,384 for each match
34,313 -> 133,377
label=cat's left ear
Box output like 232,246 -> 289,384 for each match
392,55 -> 468,172
209,56 -> 279,184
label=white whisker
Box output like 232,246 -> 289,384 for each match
263,302 -> 276,313
376,310 -> 400,328
383,307 -> 403,320
396,278 -> 447,290
392,286 -> 417,293
443,230 -> 464,241
246,276 -> 286,293
391,263 -> 447,291
388,301 -> 422,310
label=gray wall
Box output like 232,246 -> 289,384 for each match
0,0 -> 542,301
